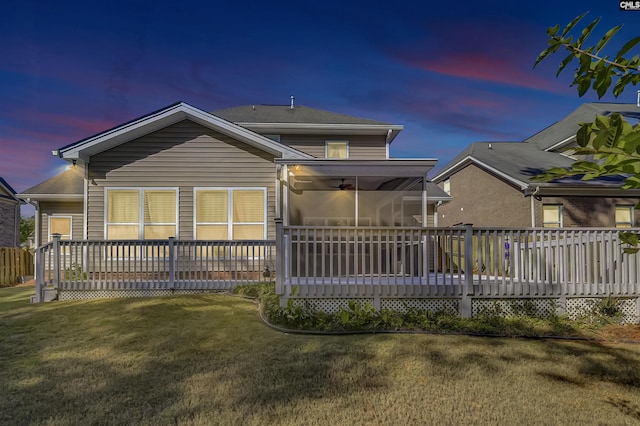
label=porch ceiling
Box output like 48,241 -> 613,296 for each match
274,159 -> 437,177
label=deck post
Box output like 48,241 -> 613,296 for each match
52,234 -> 61,290
275,220 -> 284,298
168,237 -> 175,289
34,245 -> 44,303
461,224 -> 474,318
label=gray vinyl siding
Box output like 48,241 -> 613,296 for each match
39,201 -> 84,243
87,119 -> 277,240
280,134 -> 387,159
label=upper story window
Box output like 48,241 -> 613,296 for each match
443,179 -> 451,195
542,204 -> 562,228
615,205 -> 634,228
326,141 -> 349,159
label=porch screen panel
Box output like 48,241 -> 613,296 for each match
143,190 -> 177,239
107,190 -> 140,239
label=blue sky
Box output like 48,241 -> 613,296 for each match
1,0 -> 638,201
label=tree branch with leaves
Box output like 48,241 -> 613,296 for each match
533,13 -> 640,253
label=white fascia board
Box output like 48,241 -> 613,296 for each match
432,156 -> 529,190
59,103 -> 312,161
544,135 -> 575,152
16,193 -> 84,202
535,186 -> 640,197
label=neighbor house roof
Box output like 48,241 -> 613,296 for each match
431,141 -> 634,195
432,142 -> 574,189
433,102 -> 640,196
212,105 -> 404,143
0,176 -> 19,203
56,102 -> 313,163
17,168 -> 84,201
525,103 -> 640,151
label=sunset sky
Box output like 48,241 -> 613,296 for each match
1,0 -> 638,210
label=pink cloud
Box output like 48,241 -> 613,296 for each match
407,53 -> 561,92
386,17 -> 571,94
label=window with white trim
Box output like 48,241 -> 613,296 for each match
326,141 -> 349,159
615,205 -> 634,228
106,188 -> 177,240
195,188 -> 266,240
542,204 -> 562,228
443,178 -> 451,195
49,216 -> 72,241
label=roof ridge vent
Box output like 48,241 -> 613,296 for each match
290,95 -> 295,109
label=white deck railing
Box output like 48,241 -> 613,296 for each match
34,237 -> 276,302
34,226 -> 640,303
276,224 -> 640,299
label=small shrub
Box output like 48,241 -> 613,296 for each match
64,263 -> 87,281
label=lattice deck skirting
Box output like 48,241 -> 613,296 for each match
56,289 -> 639,324
290,297 -> 640,324
566,297 -> 639,324
58,289 -> 225,301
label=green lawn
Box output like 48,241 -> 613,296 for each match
1,287 -> 640,425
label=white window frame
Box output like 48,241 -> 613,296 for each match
325,140 -> 349,159
48,215 -> 72,241
542,204 -> 563,228
104,187 -> 179,240
193,187 -> 267,240
615,205 -> 634,228
443,178 -> 451,195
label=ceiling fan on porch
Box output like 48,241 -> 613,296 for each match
330,178 -> 355,191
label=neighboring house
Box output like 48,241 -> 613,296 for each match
19,101 -> 450,249
0,177 -> 21,247
432,103 -> 640,228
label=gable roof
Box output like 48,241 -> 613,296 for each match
0,177 -> 17,195
212,105 -> 404,143
17,168 -> 84,201
432,142 -> 572,189
56,102 -> 313,162
433,102 -> 640,194
0,176 -> 19,203
525,102 -> 640,151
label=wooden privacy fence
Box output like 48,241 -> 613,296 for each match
0,247 -> 34,286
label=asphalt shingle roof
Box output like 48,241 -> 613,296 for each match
211,105 -> 392,125
525,103 -> 640,150
20,168 -> 84,196
434,102 -> 640,188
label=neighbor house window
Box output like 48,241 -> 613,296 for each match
326,141 -> 348,159
615,205 -> 634,228
195,188 -> 266,240
49,216 -> 72,241
443,178 -> 451,195
106,188 -> 177,240
542,204 -> 562,228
